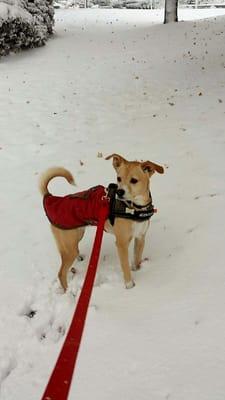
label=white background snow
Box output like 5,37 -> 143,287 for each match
0,7 -> 225,400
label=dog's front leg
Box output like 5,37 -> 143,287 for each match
116,239 -> 135,288
113,221 -> 134,288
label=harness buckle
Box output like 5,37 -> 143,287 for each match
126,207 -> 134,214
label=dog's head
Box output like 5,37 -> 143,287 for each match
106,154 -> 164,204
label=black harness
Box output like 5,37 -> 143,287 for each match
107,183 -> 155,226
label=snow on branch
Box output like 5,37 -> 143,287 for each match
0,0 -> 54,57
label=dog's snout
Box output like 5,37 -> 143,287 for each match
117,189 -> 125,198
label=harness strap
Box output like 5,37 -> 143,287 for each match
107,183 -> 155,226
107,183 -> 118,225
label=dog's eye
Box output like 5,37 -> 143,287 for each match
130,178 -> 138,184
117,177 -> 121,182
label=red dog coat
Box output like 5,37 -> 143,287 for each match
43,185 -> 109,230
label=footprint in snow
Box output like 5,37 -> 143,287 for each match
17,268 -> 79,343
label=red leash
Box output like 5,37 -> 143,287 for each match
41,203 -> 109,400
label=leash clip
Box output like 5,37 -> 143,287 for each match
101,187 -> 110,202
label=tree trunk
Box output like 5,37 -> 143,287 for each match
164,0 -> 178,23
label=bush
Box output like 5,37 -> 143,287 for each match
0,0 -> 54,57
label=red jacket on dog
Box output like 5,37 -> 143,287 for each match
43,185 -> 109,230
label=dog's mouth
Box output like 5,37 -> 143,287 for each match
116,188 -> 133,202
116,187 -> 151,207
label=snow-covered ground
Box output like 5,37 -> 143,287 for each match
0,7 -> 225,400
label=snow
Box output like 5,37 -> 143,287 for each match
0,2 -> 31,23
0,7 -> 225,400
0,0 -> 54,56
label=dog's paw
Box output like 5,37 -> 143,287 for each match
52,279 -> 65,294
125,280 -> 135,289
55,286 -> 65,295
131,264 -> 141,271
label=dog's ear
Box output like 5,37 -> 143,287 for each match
105,154 -> 127,169
141,161 -> 164,175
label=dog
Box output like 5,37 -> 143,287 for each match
39,154 -> 164,291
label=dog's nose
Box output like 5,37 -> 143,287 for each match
117,189 -> 125,198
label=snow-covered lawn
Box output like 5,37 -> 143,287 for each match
0,8 -> 225,400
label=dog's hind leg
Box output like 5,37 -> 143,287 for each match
132,236 -> 145,271
77,228 -> 85,262
58,250 -> 78,291
51,226 -> 85,291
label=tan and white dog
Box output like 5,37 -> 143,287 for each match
39,154 -> 164,291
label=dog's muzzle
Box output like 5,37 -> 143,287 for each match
116,188 -> 125,198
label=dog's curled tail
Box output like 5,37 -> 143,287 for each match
39,167 -> 75,196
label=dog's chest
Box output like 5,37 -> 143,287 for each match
132,220 -> 150,238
